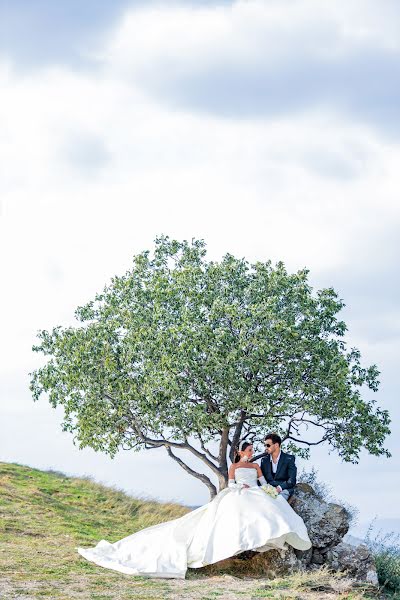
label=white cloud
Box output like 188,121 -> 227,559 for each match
93,1 -> 400,134
100,0 -> 400,71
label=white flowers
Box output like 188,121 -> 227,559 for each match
261,484 -> 279,499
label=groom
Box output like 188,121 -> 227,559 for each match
260,433 -> 297,500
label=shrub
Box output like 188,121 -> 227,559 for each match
365,522 -> 400,594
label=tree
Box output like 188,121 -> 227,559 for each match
30,235 -> 391,499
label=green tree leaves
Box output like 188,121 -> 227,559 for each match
30,234 -> 391,497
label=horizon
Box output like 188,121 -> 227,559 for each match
4,459 -> 400,541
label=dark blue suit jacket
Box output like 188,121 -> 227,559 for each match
260,451 -> 297,496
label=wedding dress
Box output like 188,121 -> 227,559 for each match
77,467 -> 311,579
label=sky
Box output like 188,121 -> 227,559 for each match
0,0 -> 399,535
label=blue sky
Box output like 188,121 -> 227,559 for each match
0,0 -> 128,67
0,0 -> 231,68
0,0 -> 399,533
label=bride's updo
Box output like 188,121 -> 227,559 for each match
234,441 -> 252,463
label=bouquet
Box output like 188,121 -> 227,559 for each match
261,484 -> 279,499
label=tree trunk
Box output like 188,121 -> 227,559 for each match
217,427 -> 229,492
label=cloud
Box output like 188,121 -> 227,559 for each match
60,131 -> 112,175
0,0 -> 134,70
314,220 -> 400,343
99,0 -> 400,136
0,0 -> 235,71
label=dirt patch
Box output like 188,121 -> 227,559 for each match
0,572 -> 380,600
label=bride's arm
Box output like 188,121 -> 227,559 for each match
255,463 -> 268,486
228,464 -> 238,488
255,464 -> 263,478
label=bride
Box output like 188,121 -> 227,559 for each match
77,441 -> 312,579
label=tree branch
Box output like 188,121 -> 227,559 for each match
284,435 -> 331,446
166,446 -> 217,498
183,436 -> 223,477
198,433 -> 219,462
129,418 -> 223,478
251,451 -> 268,462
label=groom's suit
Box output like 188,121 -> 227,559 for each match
260,451 -> 297,498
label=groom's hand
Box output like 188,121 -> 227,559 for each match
276,485 -> 282,493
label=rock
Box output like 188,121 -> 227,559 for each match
311,549 -> 325,565
198,483 -> 372,583
198,545 -> 302,578
325,541 -> 378,585
290,486 -> 378,584
290,483 -> 349,551
251,545 -> 301,577
294,546 -> 313,566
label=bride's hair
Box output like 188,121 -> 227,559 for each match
234,441 -> 252,463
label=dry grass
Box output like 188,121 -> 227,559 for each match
0,462 -> 389,599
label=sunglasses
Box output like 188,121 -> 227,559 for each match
264,443 -> 273,448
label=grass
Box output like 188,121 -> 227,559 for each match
0,461 -> 188,599
0,461 -> 394,599
364,526 -> 400,597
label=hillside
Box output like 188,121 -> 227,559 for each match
0,462 -> 388,599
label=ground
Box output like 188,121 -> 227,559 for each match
0,462 -> 389,600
